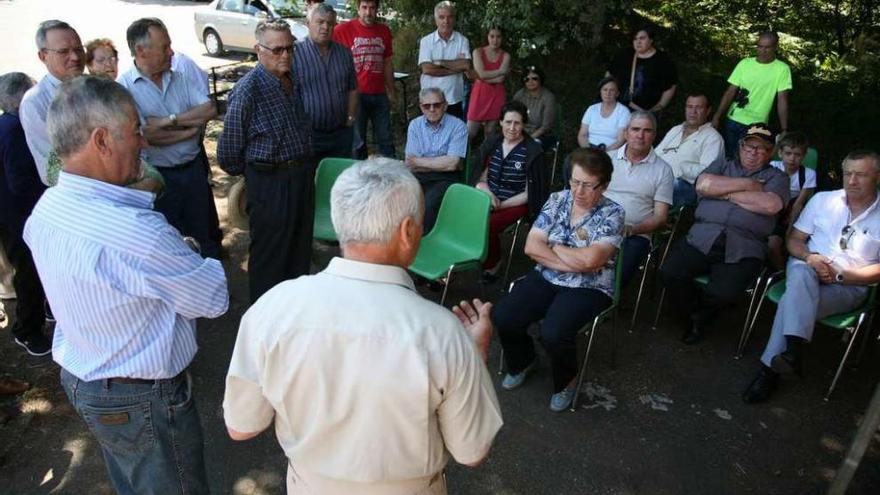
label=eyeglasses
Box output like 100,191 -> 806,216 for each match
523,76 -> 539,82
740,142 -> 770,154
420,102 -> 444,110
258,43 -> 295,55
42,46 -> 85,56
840,225 -> 855,250
93,55 -> 118,65
569,178 -> 602,191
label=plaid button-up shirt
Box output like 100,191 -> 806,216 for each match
218,64 -> 313,176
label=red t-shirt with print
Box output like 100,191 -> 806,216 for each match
333,19 -> 393,95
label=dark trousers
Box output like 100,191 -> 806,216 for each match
155,152 -> 221,259
620,235 -> 652,288
493,270 -> 612,392
446,102 -> 464,121
660,237 -> 763,328
313,126 -> 354,164
245,162 -> 316,303
354,93 -> 394,158
416,172 -> 458,233
722,119 -> 749,159
0,224 -> 45,341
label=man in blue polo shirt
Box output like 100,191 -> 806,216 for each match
118,18 -> 220,259
404,87 -> 467,232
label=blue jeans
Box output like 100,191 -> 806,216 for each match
673,178 -> 698,208
354,93 -> 394,158
722,119 -> 749,159
60,368 -> 209,495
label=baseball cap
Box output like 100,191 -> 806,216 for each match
742,123 -> 775,145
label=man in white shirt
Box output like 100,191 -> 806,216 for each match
223,158 -> 503,494
418,1 -> 471,120
743,150 -> 880,403
20,20 -> 85,185
605,110 -> 674,287
655,93 -> 724,207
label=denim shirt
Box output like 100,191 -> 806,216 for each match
532,191 -> 625,296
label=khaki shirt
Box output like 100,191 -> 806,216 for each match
655,122 -> 724,184
223,257 -> 503,494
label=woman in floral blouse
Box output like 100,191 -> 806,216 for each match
492,148 -> 625,412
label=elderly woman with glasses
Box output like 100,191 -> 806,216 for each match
492,148 -> 625,412
512,65 -> 557,151
85,38 -> 119,80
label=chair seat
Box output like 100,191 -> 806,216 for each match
409,235 -> 482,280
765,279 -> 865,328
694,275 -> 709,285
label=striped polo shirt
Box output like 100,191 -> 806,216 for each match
487,141 -> 528,201
293,38 -> 358,131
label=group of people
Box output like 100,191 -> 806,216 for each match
1,1 -> 879,494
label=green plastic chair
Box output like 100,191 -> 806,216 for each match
313,157 -> 358,242
409,183 -> 491,306
738,277 -> 877,400
496,240 -> 626,412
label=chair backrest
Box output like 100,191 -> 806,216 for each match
315,157 -> 358,207
430,183 -> 491,262
610,239 -> 625,305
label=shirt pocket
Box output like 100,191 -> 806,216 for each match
850,230 -> 880,263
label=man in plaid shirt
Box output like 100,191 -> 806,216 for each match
218,20 -> 314,303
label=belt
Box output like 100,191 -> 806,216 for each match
251,159 -> 305,172
104,370 -> 186,386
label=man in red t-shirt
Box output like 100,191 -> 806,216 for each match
333,0 -> 395,158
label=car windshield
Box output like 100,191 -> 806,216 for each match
267,0 -> 304,18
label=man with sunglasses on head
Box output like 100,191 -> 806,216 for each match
218,20 -> 314,303
20,20 -> 85,186
655,92 -> 724,208
743,150 -> 880,403
404,87 -> 467,232
660,123 -> 788,345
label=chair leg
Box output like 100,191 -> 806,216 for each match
736,275 -> 764,359
630,252 -> 653,332
550,149 -> 559,186
501,219 -> 523,291
825,313 -> 868,401
651,288 -> 666,330
571,316 -> 601,412
611,308 -> 618,369
439,265 -> 455,307
497,348 -> 505,375
738,276 -> 773,358
854,311 -> 878,367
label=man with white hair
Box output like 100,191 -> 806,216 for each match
418,1 -> 471,119
223,158 -> 503,494
20,19 -> 85,185
24,76 -> 228,494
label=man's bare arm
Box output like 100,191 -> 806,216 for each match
143,125 -> 200,146
384,57 -> 395,98
176,101 -> 217,128
777,90 -> 790,132
787,227 -> 834,283
405,154 -> 460,172
630,201 -> 669,236
227,426 -> 264,441
728,190 -> 784,216
712,84 -> 738,128
696,173 -> 763,198
420,62 -> 457,76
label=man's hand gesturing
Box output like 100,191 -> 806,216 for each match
452,299 -> 494,363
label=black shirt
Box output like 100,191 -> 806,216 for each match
608,48 -> 677,110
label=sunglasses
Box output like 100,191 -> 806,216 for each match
420,102 -> 444,110
840,225 -> 855,250
523,75 -> 540,82
258,43 -> 295,56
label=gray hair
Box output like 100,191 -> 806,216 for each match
418,87 -> 445,102
434,1 -> 455,16
844,150 -> 880,173
331,158 -> 423,245
311,3 -> 337,19
126,17 -> 167,55
628,110 -> 657,130
35,20 -> 75,50
0,72 -> 35,113
255,19 -> 292,43
47,76 -> 137,158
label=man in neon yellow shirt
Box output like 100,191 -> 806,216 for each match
712,31 -> 791,158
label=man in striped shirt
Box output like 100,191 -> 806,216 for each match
293,3 -> 358,163
24,76 -> 229,495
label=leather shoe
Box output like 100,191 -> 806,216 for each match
742,367 -> 779,404
771,351 -> 803,377
681,324 -> 703,345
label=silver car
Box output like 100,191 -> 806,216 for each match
194,0 -> 309,56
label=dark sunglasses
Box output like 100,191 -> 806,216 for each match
523,75 -> 540,82
840,225 -> 855,250
258,43 -> 295,56
420,102 -> 444,110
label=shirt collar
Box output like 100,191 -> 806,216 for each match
431,30 -> 458,44
616,144 -> 656,165
56,171 -> 155,209
843,190 -> 880,225
323,257 -> 416,291
43,73 -> 62,89
129,63 -> 172,86
421,114 -> 448,130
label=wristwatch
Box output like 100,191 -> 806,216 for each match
169,113 -> 178,126
835,272 -> 844,283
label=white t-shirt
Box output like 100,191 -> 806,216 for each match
770,160 -> 817,200
581,102 -> 630,147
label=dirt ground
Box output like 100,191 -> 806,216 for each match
2,143 -> 880,494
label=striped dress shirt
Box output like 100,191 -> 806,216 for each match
292,38 -> 358,131
23,172 -> 229,380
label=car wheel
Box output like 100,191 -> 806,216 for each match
204,29 -> 224,56
227,178 -> 249,231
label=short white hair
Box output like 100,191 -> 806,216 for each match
331,158 -> 423,245
434,1 -> 454,16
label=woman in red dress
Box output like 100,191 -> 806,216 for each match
466,27 -> 510,142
